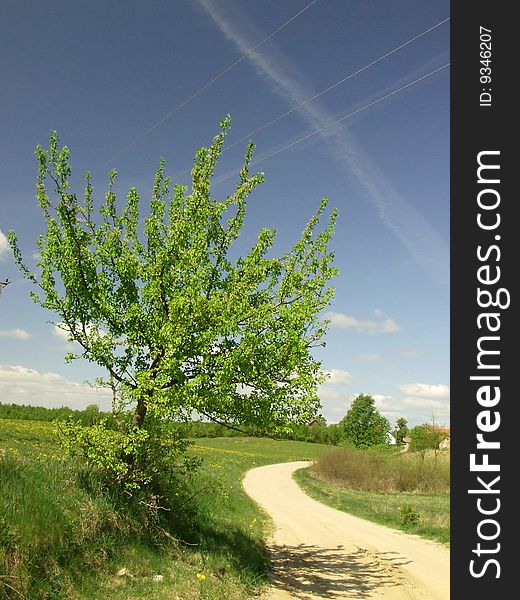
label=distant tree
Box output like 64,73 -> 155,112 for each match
83,403 -> 101,425
394,417 -> 409,445
409,422 -> 445,452
8,118 -> 338,496
338,393 -> 391,447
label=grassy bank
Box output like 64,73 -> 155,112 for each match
0,418 -> 328,599
294,446 -> 450,545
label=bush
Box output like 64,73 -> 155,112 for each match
400,504 -> 420,526
310,446 -> 449,493
59,416 -> 199,510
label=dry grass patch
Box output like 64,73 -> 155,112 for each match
311,446 -> 449,493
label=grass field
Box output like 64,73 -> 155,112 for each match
294,449 -> 450,546
0,418 -> 329,599
0,418 -> 449,599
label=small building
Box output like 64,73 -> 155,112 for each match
437,428 -> 450,450
439,435 -> 450,449
386,432 -> 397,445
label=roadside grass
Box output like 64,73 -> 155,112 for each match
294,446 -> 450,546
0,418 -> 328,599
308,445 -> 449,494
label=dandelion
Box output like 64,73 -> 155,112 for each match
196,573 -> 206,581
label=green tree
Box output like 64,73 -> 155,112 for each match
338,393 -> 390,447
8,118 -> 338,493
409,423 -> 445,453
394,417 -> 409,445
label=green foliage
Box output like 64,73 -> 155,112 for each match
394,417 -> 409,445
409,423 -> 445,452
8,117 -> 338,496
337,393 -> 390,447
59,417 -> 198,500
0,418 -> 330,599
181,417 -> 341,445
0,402 -> 115,426
0,453 -> 199,600
400,504 -> 420,526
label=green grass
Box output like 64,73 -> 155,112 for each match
294,467 -> 450,545
0,418 -> 64,460
0,418 -> 330,599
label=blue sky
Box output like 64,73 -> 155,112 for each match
0,0 -> 449,427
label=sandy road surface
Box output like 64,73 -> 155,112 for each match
243,461 -> 449,600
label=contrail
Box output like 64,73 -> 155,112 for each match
197,0 -> 449,284
102,0 -> 320,168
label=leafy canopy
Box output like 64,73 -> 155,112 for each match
409,423 -> 446,452
394,417 -> 409,445
338,393 -> 390,447
8,117 -> 338,436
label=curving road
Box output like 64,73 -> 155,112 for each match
243,461 -> 449,600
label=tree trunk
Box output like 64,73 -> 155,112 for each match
134,396 -> 147,428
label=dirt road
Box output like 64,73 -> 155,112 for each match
243,461 -> 449,600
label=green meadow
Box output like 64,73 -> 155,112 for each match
0,418 -> 327,599
0,419 -> 449,599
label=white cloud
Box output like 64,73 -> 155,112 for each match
402,396 -> 450,422
316,387 -> 449,426
53,322 -> 108,346
403,396 -> 445,409
398,383 -> 449,399
381,318 -> 400,333
373,308 -> 383,317
372,394 -> 405,420
316,386 -> 353,421
323,369 -> 352,384
53,324 -> 72,342
0,230 -> 11,261
400,348 -> 424,359
375,392 -> 449,426
356,353 -> 381,363
0,329 -> 32,340
0,364 -> 112,410
325,311 -> 400,334
197,0 -> 449,284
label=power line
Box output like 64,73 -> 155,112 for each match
173,16 -> 449,180
102,0 -> 320,168
213,63 -> 450,185
216,18 -> 449,156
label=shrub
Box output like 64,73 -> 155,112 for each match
400,504 -> 420,526
310,446 -> 449,493
59,416 -> 199,510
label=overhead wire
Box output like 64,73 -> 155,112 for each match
102,0 -> 321,167
173,17 -> 450,179
212,63 -> 450,185
213,18 -> 449,158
